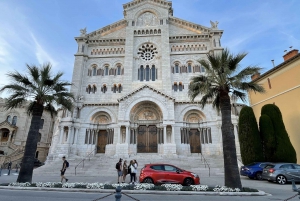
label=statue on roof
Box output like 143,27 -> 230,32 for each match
80,27 -> 87,36
210,20 -> 219,29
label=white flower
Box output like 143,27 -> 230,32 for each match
190,185 -> 209,191
162,184 -> 183,191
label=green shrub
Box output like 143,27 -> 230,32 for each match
181,186 -> 192,191
54,183 -> 62,188
259,114 -> 276,161
261,104 -> 297,163
238,106 -> 264,164
74,184 -> 87,188
148,186 -> 167,191
104,184 -> 115,189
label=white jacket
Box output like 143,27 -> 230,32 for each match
130,163 -> 137,174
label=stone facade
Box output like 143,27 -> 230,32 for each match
0,98 -> 54,165
48,0 -> 240,160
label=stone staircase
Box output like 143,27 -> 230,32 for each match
33,154 -> 225,178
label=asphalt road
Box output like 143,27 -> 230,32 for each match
0,169 -> 299,201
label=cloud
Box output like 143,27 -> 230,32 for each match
30,32 -> 58,67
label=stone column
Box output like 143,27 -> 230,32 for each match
171,126 -> 175,144
67,126 -> 73,144
125,126 -> 129,144
75,128 -> 79,144
7,130 -> 12,143
117,126 -> 121,144
163,126 -> 167,144
87,129 -> 90,144
59,126 -> 64,144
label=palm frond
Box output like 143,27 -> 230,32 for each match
228,52 -> 247,71
231,90 -> 247,102
240,82 -> 265,93
44,103 -> 57,118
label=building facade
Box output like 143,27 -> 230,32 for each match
249,49 -> 300,162
48,0 -> 240,160
0,98 -> 54,165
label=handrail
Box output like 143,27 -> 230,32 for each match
74,148 -> 96,175
200,153 -> 210,177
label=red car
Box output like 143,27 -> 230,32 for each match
139,163 -> 200,186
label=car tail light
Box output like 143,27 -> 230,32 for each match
269,168 -> 275,173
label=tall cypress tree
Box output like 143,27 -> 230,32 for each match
238,106 -> 264,165
261,104 -> 297,163
259,114 -> 276,161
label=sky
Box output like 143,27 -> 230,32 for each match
0,0 -> 299,97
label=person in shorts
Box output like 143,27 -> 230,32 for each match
117,158 -> 123,184
60,156 -> 69,183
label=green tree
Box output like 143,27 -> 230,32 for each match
238,106 -> 263,165
188,49 -> 265,188
261,104 -> 296,163
0,63 -> 74,183
259,114 -> 276,161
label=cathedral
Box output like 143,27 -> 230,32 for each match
48,0 -> 240,160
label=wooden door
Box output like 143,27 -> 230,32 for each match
97,130 -> 107,153
137,125 -> 157,153
189,129 -> 201,153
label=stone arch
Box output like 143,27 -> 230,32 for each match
129,101 -> 163,122
84,107 -> 117,124
134,8 -> 161,23
178,105 -> 207,122
124,96 -> 169,121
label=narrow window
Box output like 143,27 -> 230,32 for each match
93,68 -> 96,76
105,67 -> 109,76
12,116 -> 17,126
174,84 -> 178,92
179,83 -> 183,91
117,66 -> 121,75
268,78 -> 272,89
37,133 -> 42,142
132,21 -> 135,26
40,119 -> 44,129
160,19 -> 163,25
118,85 -> 122,93
140,66 -> 144,81
175,64 -> 179,73
188,63 -> 192,73
113,85 -> 117,93
81,45 -> 84,53
151,65 -> 156,81
146,65 -> 150,81
201,66 -> 206,73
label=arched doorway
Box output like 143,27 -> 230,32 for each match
130,101 -> 163,153
183,110 -> 205,153
0,128 -> 9,142
90,112 -> 112,153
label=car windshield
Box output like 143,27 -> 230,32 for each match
264,164 -> 275,169
246,163 -> 257,167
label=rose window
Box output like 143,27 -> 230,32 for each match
138,43 -> 158,61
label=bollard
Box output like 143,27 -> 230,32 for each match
115,186 -> 122,201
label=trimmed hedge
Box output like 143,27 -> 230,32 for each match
261,104 -> 296,163
238,106 -> 264,165
259,114 -> 276,161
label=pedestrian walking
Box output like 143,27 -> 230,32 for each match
116,158 -> 123,183
122,160 -> 128,183
60,156 -> 69,182
8,161 -> 12,176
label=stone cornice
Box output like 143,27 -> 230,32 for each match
169,16 -> 223,36
85,20 -> 127,39
118,84 -> 175,102
83,103 -> 119,107
88,38 -> 126,46
0,120 -> 18,129
123,0 -> 172,13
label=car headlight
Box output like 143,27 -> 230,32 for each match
191,173 -> 199,178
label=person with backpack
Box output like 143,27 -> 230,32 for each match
60,156 -> 69,183
116,158 -> 123,184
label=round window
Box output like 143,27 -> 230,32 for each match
138,43 -> 158,61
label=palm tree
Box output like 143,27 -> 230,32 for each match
0,63 -> 74,183
188,49 -> 265,189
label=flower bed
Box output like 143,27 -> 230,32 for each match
7,182 -> 258,192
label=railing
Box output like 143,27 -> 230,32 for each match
200,153 -> 211,177
74,148 -> 97,175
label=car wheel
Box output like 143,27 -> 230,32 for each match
143,177 -> 154,184
183,178 -> 194,186
276,175 -> 287,185
255,172 -> 263,180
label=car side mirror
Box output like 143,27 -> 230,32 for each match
176,169 -> 180,174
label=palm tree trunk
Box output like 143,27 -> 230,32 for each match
220,91 -> 242,189
17,103 -> 44,183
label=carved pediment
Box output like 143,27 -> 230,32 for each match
87,20 -> 127,39
118,85 -> 175,102
0,121 -> 18,130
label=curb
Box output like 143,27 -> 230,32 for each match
0,186 -> 269,196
